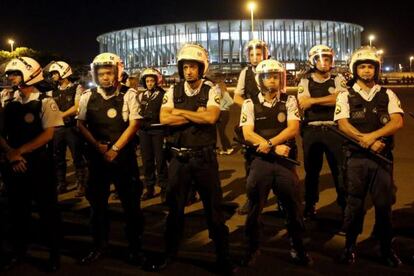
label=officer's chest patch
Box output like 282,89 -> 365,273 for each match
24,113 -> 35,123
107,108 -> 118,118
277,112 -> 286,123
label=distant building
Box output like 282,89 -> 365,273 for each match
97,19 -> 363,75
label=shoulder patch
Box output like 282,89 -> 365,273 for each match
335,105 -> 341,115
214,95 -> 220,104
50,102 -> 59,111
162,94 -> 168,104
241,113 -> 247,123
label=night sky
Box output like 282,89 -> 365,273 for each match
1,0 -> 413,67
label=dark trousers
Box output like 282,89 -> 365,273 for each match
53,126 -> 86,185
302,125 -> 346,208
3,151 -> 61,255
217,111 -> 231,150
138,129 -> 168,189
85,148 -> 144,250
245,157 -> 304,250
165,150 -> 230,261
343,155 -> 395,252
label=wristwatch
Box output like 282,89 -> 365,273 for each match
267,140 -> 273,147
111,145 -> 120,152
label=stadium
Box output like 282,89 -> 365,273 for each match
97,19 -> 363,76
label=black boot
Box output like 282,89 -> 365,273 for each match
240,246 -> 260,267
339,245 -> 356,265
47,251 -> 60,272
142,186 -> 155,200
290,237 -> 313,266
80,248 -> 107,265
380,248 -> 401,267
303,203 -> 317,220
216,256 -> 238,275
237,200 -> 250,215
0,254 -> 22,271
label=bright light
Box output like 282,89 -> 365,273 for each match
368,34 -> 375,47
410,56 -> 414,61
88,82 -> 95,87
385,66 -> 390,72
247,2 -> 256,11
7,39 -> 15,52
377,49 -> 384,55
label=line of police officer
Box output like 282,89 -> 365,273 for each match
0,40 -> 409,273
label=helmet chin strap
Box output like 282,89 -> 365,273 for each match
101,80 -> 118,95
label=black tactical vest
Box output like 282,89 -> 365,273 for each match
348,87 -> 394,151
244,66 -> 260,104
253,93 -> 297,160
85,86 -> 129,144
303,75 -> 336,123
139,87 -> 165,128
167,81 -> 216,148
3,93 -> 48,150
52,83 -> 78,126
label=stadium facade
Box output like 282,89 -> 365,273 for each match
97,19 -> 363,75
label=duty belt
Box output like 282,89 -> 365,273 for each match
170,146 -> 215,160
307,121 -> 336,126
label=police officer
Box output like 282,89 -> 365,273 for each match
148,43 -> 236,274
47,61 -> 87,196
77,53 -> 145,265
298,45 -> 348,218
234,39 -> 270,215
0,57 -> 63,271
240,59 -> 312,266
335,46 -> 403,267
138,68 -> 168,202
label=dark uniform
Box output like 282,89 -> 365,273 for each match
240,92 -> 309,262
335,83 -> 403,264
52,83 -> 87,193
77,85 -> 144,255
1,89 -> 63,263
138,87 -> 168,198
162,80 -> 232,265
298,74 -> 347,214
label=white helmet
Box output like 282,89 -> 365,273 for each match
177,43 -> 209,79
90,52 -> 124,86
48,61 -> 73,79
5,57 -> 44,86
255,59 -> 286,93
245,39 -> 269,64
140,67 -> 163,88
349,46 -> 381,82
308,44 -> 335,69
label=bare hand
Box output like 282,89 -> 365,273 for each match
96,142 -> 109,155
6,148 -> 23,163
104,149 -> 118,162
298,96 -> 313,111
197,106 -> 206,112
275,144 -> 290,157
358,133 -> 377,149
12,159 -> 27,173
370,140 -> 386,153
256,141 -> 271,154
